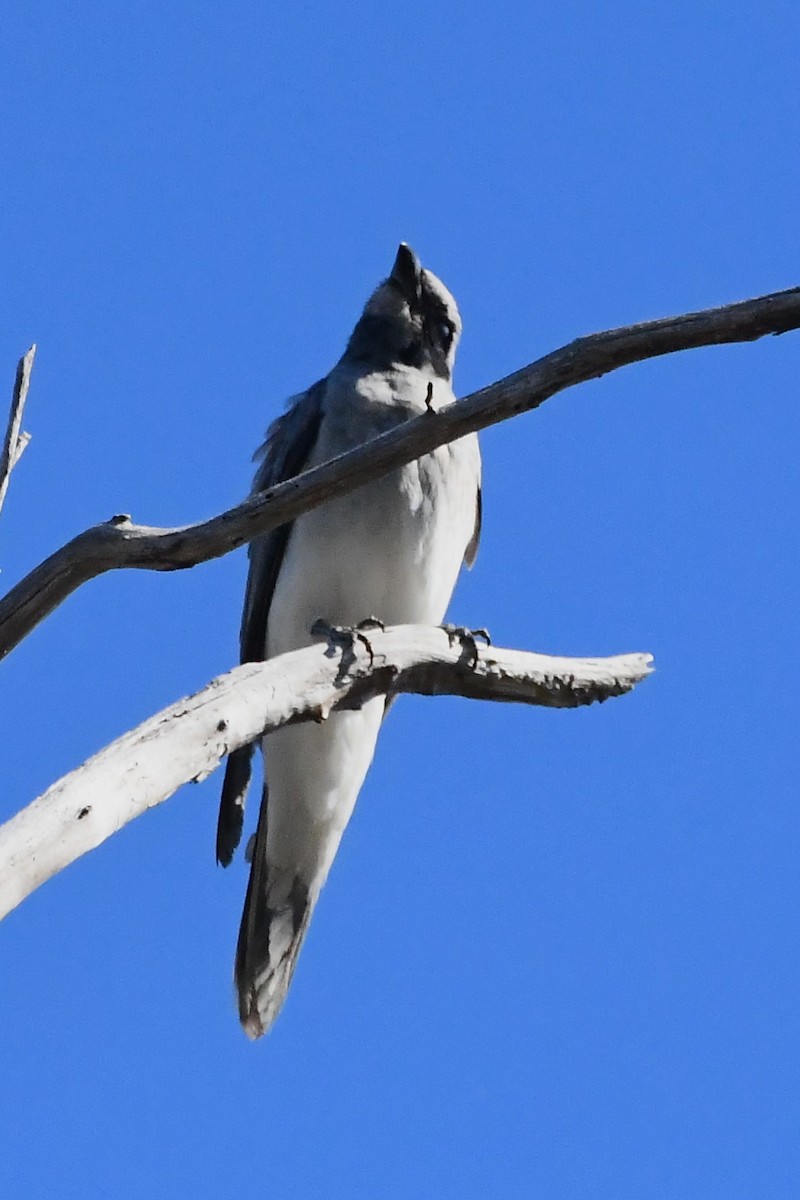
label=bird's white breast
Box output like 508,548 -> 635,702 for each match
267,369 -> 478,653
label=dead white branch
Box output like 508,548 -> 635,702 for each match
0,345 -> 35,523
0,625 -> 652,919
1,285 -> 798,660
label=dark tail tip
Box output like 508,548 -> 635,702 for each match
235,872 -> 313,1039
240,991 -> 266,1040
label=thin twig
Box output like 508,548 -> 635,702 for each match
0,285 -> 798,661
0,346 -> 36,522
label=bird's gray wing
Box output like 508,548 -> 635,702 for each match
464,484 -> 482,568
216,379 -> 326,867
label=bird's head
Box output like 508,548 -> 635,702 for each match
344,243 -> 462,380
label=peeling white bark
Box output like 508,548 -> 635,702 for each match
0,625 -> 651,920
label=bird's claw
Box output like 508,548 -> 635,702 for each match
356,616 -> 385,632
310,617 -> 383,668
441,623 -> 491,667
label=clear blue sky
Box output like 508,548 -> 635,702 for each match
2,3 -> 799,1197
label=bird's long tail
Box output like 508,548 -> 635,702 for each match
234,790 -> 316,1039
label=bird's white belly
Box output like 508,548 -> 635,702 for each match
262,443 -> 476,885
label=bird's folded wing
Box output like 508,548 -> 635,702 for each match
215,379 -> 327,866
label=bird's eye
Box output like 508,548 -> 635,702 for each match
438,322 -> 454,346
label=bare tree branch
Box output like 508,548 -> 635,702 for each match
0,625 -> 652,919
1,286 -> 798,662
0,345 -> 36,523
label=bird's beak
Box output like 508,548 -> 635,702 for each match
390,242 -> 422,303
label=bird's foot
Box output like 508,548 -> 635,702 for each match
441,623 -> 491,668
424,381 -> 435,412
310,617 -> 381,669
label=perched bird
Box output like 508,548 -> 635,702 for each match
217,244 -> 482,1038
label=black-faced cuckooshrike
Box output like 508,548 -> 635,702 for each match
217,244 -> 482,1038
